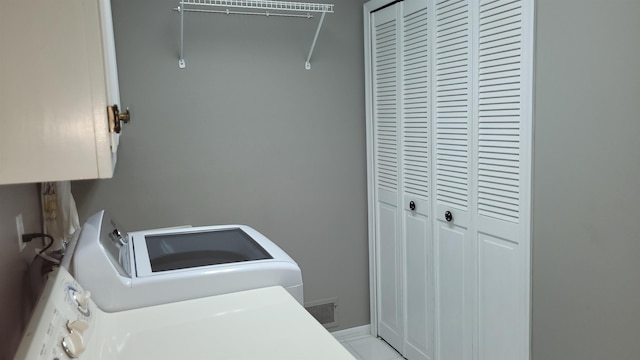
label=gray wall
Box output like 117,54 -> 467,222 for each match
0,184 -> 41,360
71,0 -> 640,354
73,0 -> 370,330
532,1 -> 640,359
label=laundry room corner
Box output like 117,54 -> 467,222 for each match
0,184 -> 41,359
72,0 -> 371,331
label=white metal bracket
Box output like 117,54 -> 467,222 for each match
178,5 -> 186,68
175,0 -> 334,69
305,10 -> 327,70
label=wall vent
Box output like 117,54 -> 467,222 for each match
305,297 -> 338,328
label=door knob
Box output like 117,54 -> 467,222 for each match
409,201 -> 416,211
445,211 -> 453,222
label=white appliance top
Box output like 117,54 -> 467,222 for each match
14,267 -> 354,360
65,210 -> 304,310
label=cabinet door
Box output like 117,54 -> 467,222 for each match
0,0 -> 114,184
371,4 -> 403,352
400,1 -> 433,359
432,1 -> 474,360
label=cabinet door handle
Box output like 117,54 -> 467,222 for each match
108,105 -> 131,134
409,201 -> 416,211
445,211 -> 453,222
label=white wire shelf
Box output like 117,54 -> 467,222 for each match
175,0 -> 334,69
180,0 -> 333,13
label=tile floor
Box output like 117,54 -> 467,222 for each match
339,334 -> 404,360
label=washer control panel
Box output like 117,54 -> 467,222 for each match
14,268 -> 96,360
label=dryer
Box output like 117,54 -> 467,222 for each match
62,210 -> 303,311
14,267 -> 354,360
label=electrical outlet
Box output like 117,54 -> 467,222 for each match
16,214 -> 25,252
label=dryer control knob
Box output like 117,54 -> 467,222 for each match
66,320 -> 89,334
61,331 -> 85,358
74,291 -> 91,307
72,290 -> 91,316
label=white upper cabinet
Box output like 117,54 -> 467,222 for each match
0,0 -> 126,185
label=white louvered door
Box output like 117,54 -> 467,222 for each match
366,0 -> 532,359
401,1 -> 433,360
473,1 -> 532,359
371,0 -> 435,357
372,4 -> 403,352
432,1 -> 474,359
431,1 -> 533,359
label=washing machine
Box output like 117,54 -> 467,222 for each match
61,210 -> 303,311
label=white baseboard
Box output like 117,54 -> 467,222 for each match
331,324 -> 372,342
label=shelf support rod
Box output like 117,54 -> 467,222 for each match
179,3 -> 186,68
305,9 -> 326,70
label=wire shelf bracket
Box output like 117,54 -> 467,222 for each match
174,0 -> 334,69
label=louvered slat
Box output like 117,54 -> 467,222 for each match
435,0 -> 470,209
375,17 -> 399,192
402,7 -> 429,199
476,0 -> 523,223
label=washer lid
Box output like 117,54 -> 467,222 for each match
132,226 -> 274,276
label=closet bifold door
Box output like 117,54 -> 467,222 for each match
472,1 -> 532,359
371,3 -> 403,352
432,0 -> 474,360
400,0 -> 433,360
